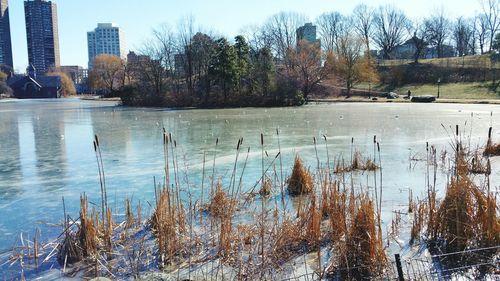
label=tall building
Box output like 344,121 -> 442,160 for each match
296,23 -> 319,45
87,23 -> 126,69
0,0 -> 13,69
24,0 -> 60,74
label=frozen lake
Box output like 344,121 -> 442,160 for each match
0,98 -> 499,253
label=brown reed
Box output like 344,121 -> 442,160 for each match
78,195 -> 97,258
337,194 -> 387,280
431,150 -> 500,253
287,156 -> 313,196
149,186 -> 183,265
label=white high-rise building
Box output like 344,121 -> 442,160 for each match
87,23 -> 126,68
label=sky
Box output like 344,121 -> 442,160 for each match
9,0 -> 484,72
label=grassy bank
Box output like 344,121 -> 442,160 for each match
354,81 -> 499,100
378,54 -> 500,69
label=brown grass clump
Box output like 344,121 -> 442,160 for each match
431,151 -> 500,253
77,195 -> 98,257
58,195 -> 96,265
336,194 -> 386,280
469,152 -> 490,174
208,182 -> 233,219
125,198 -> 134,229
272,217 -> 303,261
287,156 -> 313,196
306,194 -> 322,249
236,224 -> 257,246
364,159 -> 379,171
351,151 -> 362,170
483,142 -> 500,156
410,202 -> 427,245
150,186 -> 185,265
259,176 -> 272,197
335,151 -> 379,173
322,180 -> 347,241
208,182 -> 236,259
435,176 -> 500,252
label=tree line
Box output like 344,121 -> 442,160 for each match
88,0 -> 500,107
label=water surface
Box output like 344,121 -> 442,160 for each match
0,98 -> 499,252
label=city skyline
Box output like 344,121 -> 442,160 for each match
0,0 -> 13,68
24,0 -> 60,74
8,0 -> 487,72
87,23 -> 126,69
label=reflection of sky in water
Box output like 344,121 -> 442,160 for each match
0,99 -> 499,252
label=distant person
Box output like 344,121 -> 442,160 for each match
407,90 -> 411,99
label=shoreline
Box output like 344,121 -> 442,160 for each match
2,95 -> 500,106
308,96 -> 500,105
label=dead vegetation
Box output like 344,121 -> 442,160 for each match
287,156 -> 314,196
335,150 -> 379,173
9,128 -> 500,280
431,149 -> 500,252
405,126 -> 500,276
483,126 -> 500,156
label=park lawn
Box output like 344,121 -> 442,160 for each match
389,82 -> 499,99
378,54 -> 499,69
355,81 -> 499,99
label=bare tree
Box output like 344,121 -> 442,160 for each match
152,24 -> 178,75
89,55 -> 125,94
424,10 -> 451,58
352,4 -> 375,58
239,24 -> 270,51
177,15 -> 196,95
286,40 -> 326,99
137,40 -> 168,97
372,5 -> 411,59
475,14 -> 490,54
453,17 -> 475,56
316,11 -> 348,53
480,0 -> 500,52
407,20 -> 428,63
262,12 -> 307,60
328,32 -> 378,95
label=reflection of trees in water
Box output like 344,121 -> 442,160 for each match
32,109 -> 67,191
0,113 -> 21,201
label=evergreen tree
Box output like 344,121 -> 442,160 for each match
255,47 -> 274,97
234,35 -> 251,93
209,38 -> 238,104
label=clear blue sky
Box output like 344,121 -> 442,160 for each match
9,0 -> 481,72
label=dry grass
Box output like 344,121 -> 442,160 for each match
208,182 -> 236,259
49,133 -> 500,280
335,194 -> 387,280
259,176 -> 272,197
483,142 -> 500,156
125,198 -> 134,229
410,202 -> 427,245
469,152 -> 491,174
430,149 -> 500,253
150,186 -> 185,265
335,150 -> 379,173
287,156 -> 313,196
78,195 -> 98,258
